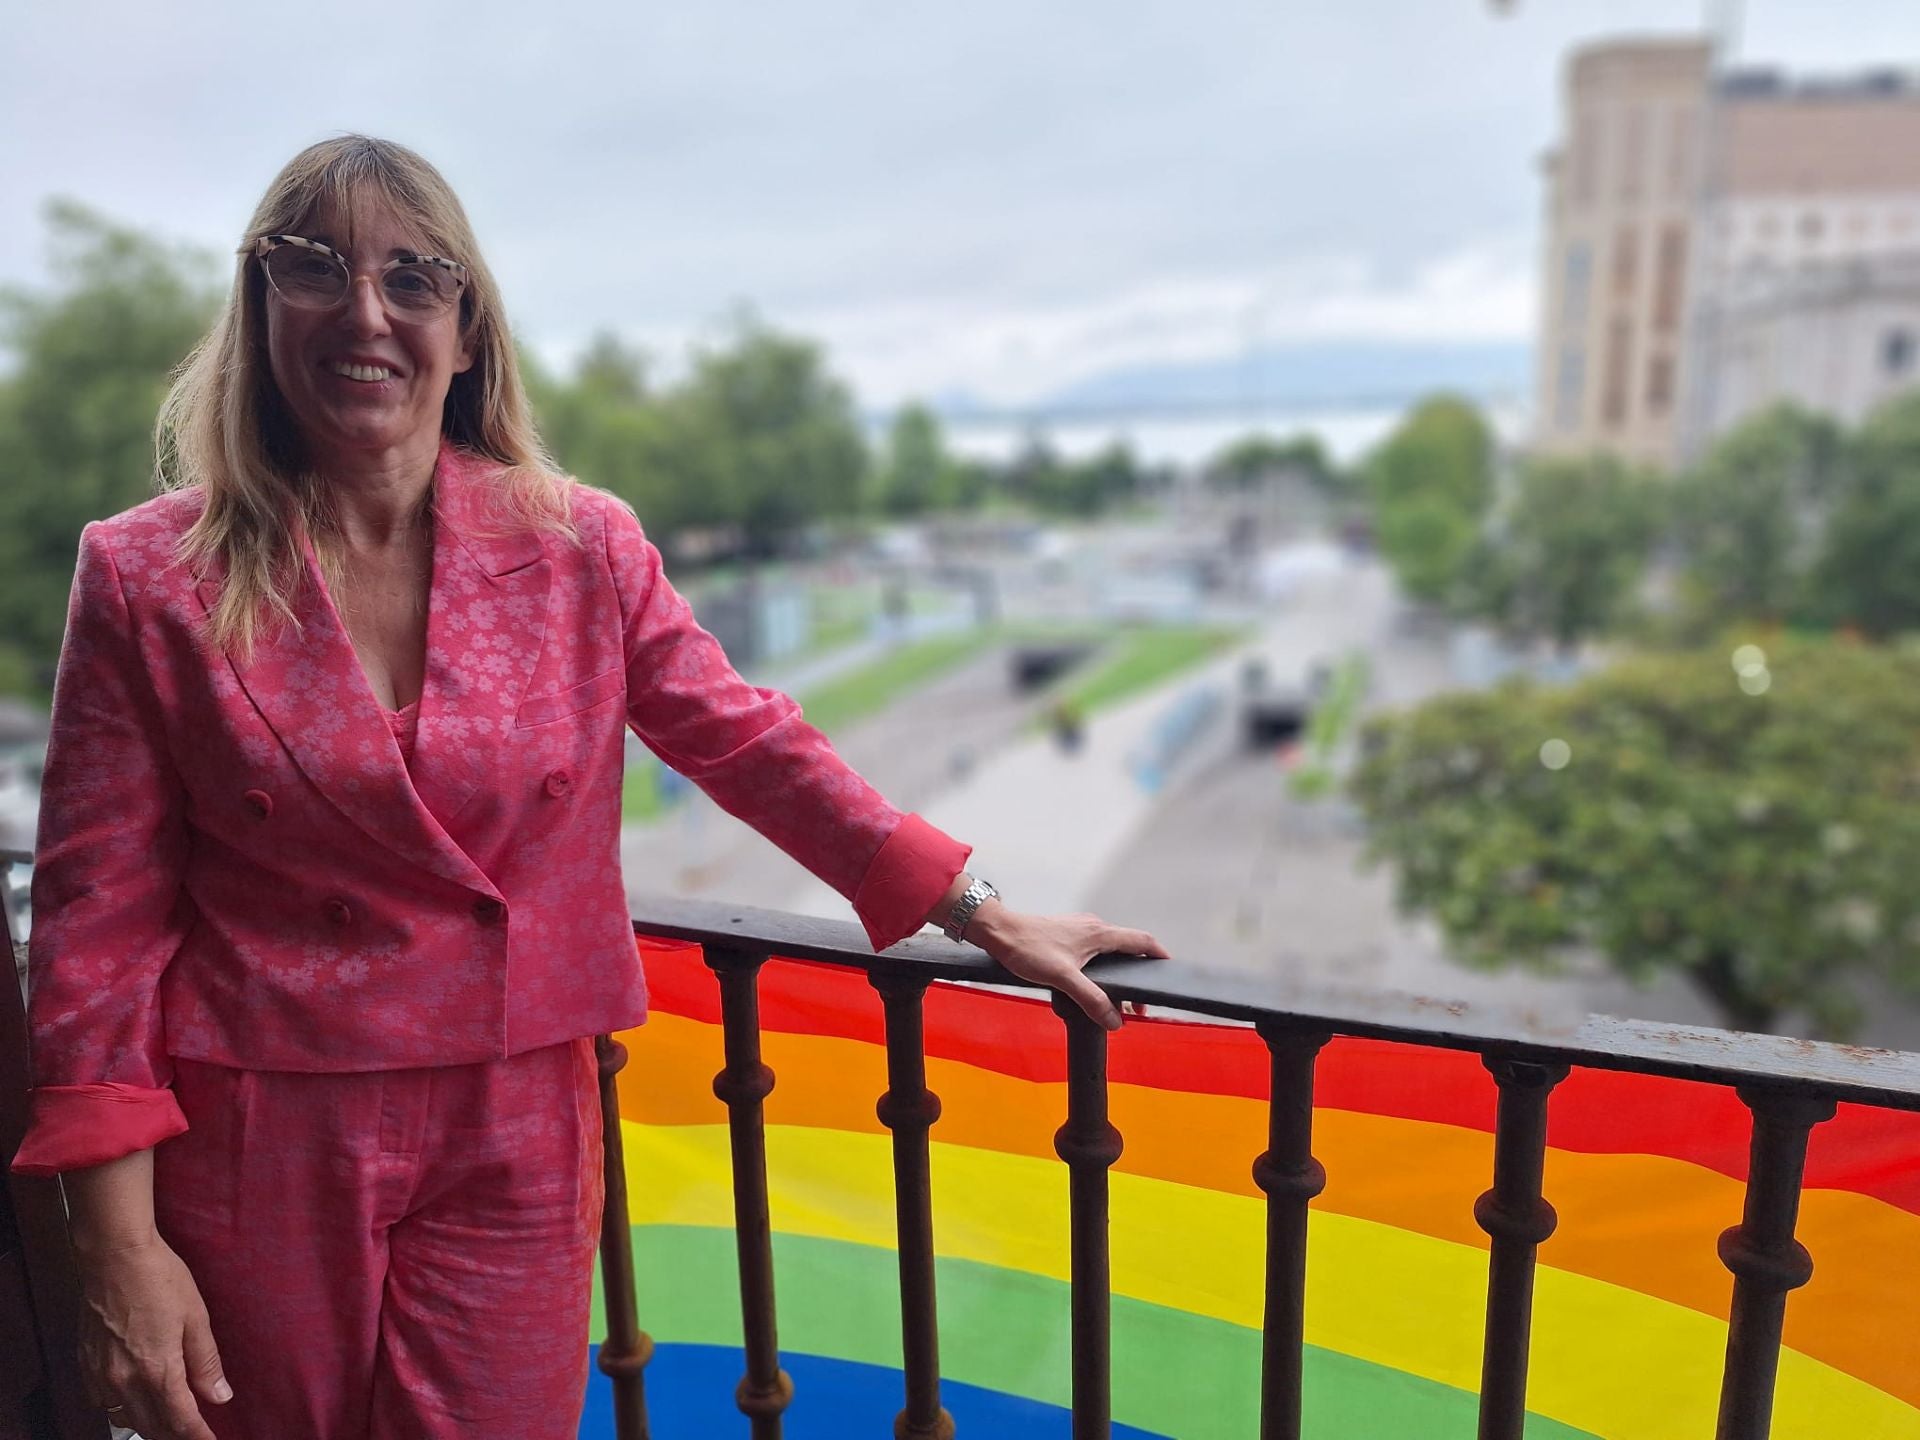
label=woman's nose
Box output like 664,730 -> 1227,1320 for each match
343,274 -> 390,334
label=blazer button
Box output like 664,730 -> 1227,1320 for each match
324,897 -> 353,926
473,897 -> 507,926
243,789 -> 274,819
544,768 -> 574,798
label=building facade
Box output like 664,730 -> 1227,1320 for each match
1532,39 -> 1920,466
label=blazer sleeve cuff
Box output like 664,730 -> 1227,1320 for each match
9,1083 -> 189,1178
851,813 -> 973,952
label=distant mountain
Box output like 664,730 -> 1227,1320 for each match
933,340 -> 1530,420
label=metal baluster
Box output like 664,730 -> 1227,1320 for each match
594,1034 -> 655,1440
1474,1057 -> 1569,1440
1251,1022 -> 1330,1440
1052,998 -> 1122,1440
705,944 -> 793,1438
872,975 -> 957,1440
1715,1087 -> 1836,1440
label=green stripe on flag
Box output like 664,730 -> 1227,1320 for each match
596,1225 -> 1603,1440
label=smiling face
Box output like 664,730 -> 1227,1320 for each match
262,187 -> 475,476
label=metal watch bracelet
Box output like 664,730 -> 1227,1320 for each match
942,877 -> 999,942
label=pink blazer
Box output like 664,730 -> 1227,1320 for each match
12,443 -> 969,1176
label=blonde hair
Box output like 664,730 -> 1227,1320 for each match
158,135 -> 575,657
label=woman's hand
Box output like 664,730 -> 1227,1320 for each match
74,1233 -> 229,1440
966,901 -> 1169,1029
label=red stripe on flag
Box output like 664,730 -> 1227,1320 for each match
638,937 -> 1920,1214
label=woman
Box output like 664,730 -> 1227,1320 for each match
11,136 -> 1166,1440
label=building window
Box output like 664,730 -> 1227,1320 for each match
1653,225 -> 1687,333
1602,317 -> 1634,428
1617,106 -> 1647,203
1646,352 -> 1676,416
1665,105 -> 1695,201
1799,211 -> 1826,243
1556,347 -> 1587,431
1571,107 -> 1600,210
1887,329 -> 1916,377
1562,242 -> 1593,329
1611,225 -> 1639,300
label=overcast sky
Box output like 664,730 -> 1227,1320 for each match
3,1 -> 1914,406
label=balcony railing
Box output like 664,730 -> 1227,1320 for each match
7,848 -> 1920,1439
611,895 -> 1920,1440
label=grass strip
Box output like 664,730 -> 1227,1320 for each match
796,628 -> 998,737
1290,651 -> 1369,800
621,759 -> 666,821
1052,624 -> 1245,718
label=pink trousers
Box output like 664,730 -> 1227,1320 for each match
154,1038 -> 604,1439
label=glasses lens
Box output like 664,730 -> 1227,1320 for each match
263,245 -> 347,308
383,261 -> 462,317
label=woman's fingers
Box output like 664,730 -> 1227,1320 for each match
1094,924 -> 1169,959
1056,966 -> 1123,1031
159,1367 -> 221,1440
181,1306 -> 232,1407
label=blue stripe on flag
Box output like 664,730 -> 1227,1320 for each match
580,1343 -> 1170,1438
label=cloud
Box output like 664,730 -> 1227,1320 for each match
5,0 -> 1914,411
563,236 -> 1535,407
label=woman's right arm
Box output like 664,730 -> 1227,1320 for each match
10,523 -> 228,1436
65,1151 -> 231,1440
12,522 -> 195,1176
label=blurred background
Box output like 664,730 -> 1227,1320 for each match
3,0 -> 1918,1045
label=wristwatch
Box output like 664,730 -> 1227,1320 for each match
942,877 -> 1000,943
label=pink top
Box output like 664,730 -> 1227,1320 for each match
385,700 -> 420,768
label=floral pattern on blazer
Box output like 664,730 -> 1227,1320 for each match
12,443 -> 969,1176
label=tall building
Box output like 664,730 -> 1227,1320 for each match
1532,39 -> 1920,467
1682,73 -> 1920,455
1533,39 -> 1713,467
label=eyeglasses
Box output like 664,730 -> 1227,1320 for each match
254,234 -> 469,319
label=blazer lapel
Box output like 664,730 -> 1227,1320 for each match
405,444 -> 552,825
194,443 -> 547,895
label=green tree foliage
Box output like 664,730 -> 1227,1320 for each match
1361,395 -> 1495,606
1671,403 -> 1846,628
877,402 -> 963,516
0,201 -> 220,693
1351,637 -> 1920,1036
1464,454 -> 1664,652
531,313 -> 870,554
1002,437 -> 1147,517
671,315 -> 868,551
1204,432 -> 1343,494
1808,390 -> 1920,637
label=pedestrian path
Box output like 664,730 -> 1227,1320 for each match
774,570 -> 1376,928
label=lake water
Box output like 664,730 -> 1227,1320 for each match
933,399 -> 1528,467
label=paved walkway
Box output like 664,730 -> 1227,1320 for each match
770,566 -> 1362,924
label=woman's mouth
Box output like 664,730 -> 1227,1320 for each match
328,361 -> 395,383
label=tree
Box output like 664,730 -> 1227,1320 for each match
1362,395 -> 1495,606
660,312 -> 869,553
1672,403 -> 1845,628
1351,637 -> 1920,1036
1464,453 -> 1664,652
1204,432 -> 1343,494
1808,390 -> 1920,637
877,402 -> 960,516
0,201 -> 220,693
527,313 -> 870,554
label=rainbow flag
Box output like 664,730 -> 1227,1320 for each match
581,940 -> 1920,1438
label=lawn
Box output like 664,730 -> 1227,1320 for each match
795,628 -> 999,737
1051,624 -> 1246,718
621,757 -> 666,822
